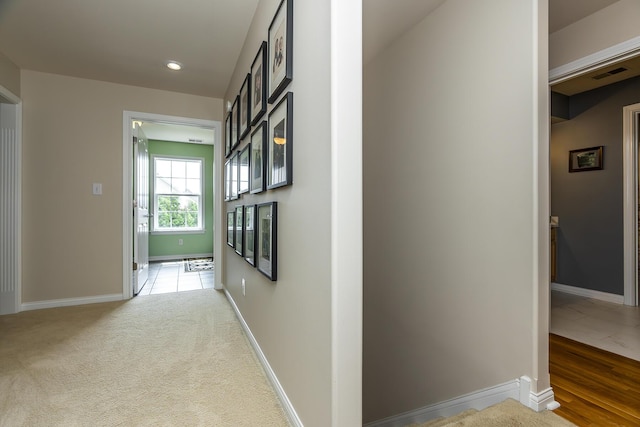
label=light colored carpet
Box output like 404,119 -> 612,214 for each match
411,399 -> 576,427
0,289 -> 289,426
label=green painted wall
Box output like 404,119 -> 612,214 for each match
148,139 -> 214,258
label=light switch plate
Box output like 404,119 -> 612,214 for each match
92,183 -> 102,195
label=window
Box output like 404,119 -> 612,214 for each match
153,156 -> 204,232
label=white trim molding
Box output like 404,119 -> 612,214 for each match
551,282 -> 625,305
623,104 -> 640,306
363,378 -> 549,427
148,253 -> 213,262
549,35 -> 640,84
224,290 -> 303,427
21,294 -> 124,311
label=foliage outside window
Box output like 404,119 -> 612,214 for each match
153,157 -> 203,231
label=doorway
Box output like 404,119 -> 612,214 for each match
122,111 -> 223,298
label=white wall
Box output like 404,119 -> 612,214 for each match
20,70 -> 222,303
222,0 -> 362,425
363,0 -> 548,422
549,0 -> 640,69
0,52 -> 20,99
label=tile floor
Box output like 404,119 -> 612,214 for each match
550,290 -> 640,362
136,260 -> 215,296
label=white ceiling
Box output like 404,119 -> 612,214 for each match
0,0 -> 623,141
140,122 -> 214,145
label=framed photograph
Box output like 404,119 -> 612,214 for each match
231,96 -> 240,150
224,158 -> 231,201
244,204 -> 256,266
235,205 -> 244,256
250,121 -> 267,194
267,92 -> 293,189
251,42 -> 267,125
239,144 -> 250,194
569,146 -> 604,172
257,202 -> 277,281
226,211 -> 235,247
230,151 -> 239,200
239,73 -> 251,140
225,112 -> 232,158
268,0 -> 293,103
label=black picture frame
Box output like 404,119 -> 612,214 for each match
257,201 -> 277,281
244,204 -> 256,266
268,0 -> 293,104
235,205 -> 244,256
230,151 -> 239,200
225,112 -> 232,158
239,73 -> 251,140
251,41 -> 267,126
250,121 -> 267,194
231,96 -> 240,150
224,158 -> 231,202
239,144 -> 251,195
226,211 -> 235,247
569,146 -> 604,172
267,92 -> 293,190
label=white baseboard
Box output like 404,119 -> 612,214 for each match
224,289 -> 303,427
21,294 -> 124,311
365,378 -> 528,427
551,282 -> 624,304
519,376 -> 560,411
149,253 -> 213,262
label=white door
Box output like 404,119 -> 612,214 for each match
133,123 -> 150,294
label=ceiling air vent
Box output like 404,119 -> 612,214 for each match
592,67 -> 628,80
188,138 -> 203,143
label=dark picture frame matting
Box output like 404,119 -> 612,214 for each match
250,121 -> 267,194
225,112 -> 232,158
235,205 -> 244,256
268,0 -> 293,104
569,146 -> 604,172
251,41 -> 267,125
231,96 -> 240,150
244,204 -> 256,266
257,201 -> 277,281
267,92 -> 293,190
239,73 -> 251,140
230,151 -> 239,201
226,211 -> 235,248
239,143 -> 250,195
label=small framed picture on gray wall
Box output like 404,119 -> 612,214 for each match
569,146 -> 604,172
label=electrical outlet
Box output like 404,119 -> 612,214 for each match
178,239 -> 183,246
242,278 -> 246,296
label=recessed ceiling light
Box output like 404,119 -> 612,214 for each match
166,61 -> 182,71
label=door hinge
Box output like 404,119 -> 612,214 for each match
133,262 -> 138,271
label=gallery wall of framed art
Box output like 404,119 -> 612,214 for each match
223,0 -> 294,283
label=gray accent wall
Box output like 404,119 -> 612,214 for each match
550,76 -> 640,295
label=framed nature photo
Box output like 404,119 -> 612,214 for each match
267,92 -> 293,189
239,143 -> 250,195
225,112 -> 232,158
231,96 -> 240,149
244,204 -> 256,266
569,146 -> 604,172
250,121 -> 267,194
235,205 -> 244,256
257,201 -> 277,281
239,73 -> 251,140
226,211 -> 235,247
268,0 -> 293,103
251,42 -> 267,125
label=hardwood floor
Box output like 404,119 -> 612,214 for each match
549,333 -> 640,426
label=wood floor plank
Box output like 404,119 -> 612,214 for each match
549,334 -> 640,427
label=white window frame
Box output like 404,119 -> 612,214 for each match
151,155 -> 205,234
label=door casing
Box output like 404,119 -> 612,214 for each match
122,111 -> 222,298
